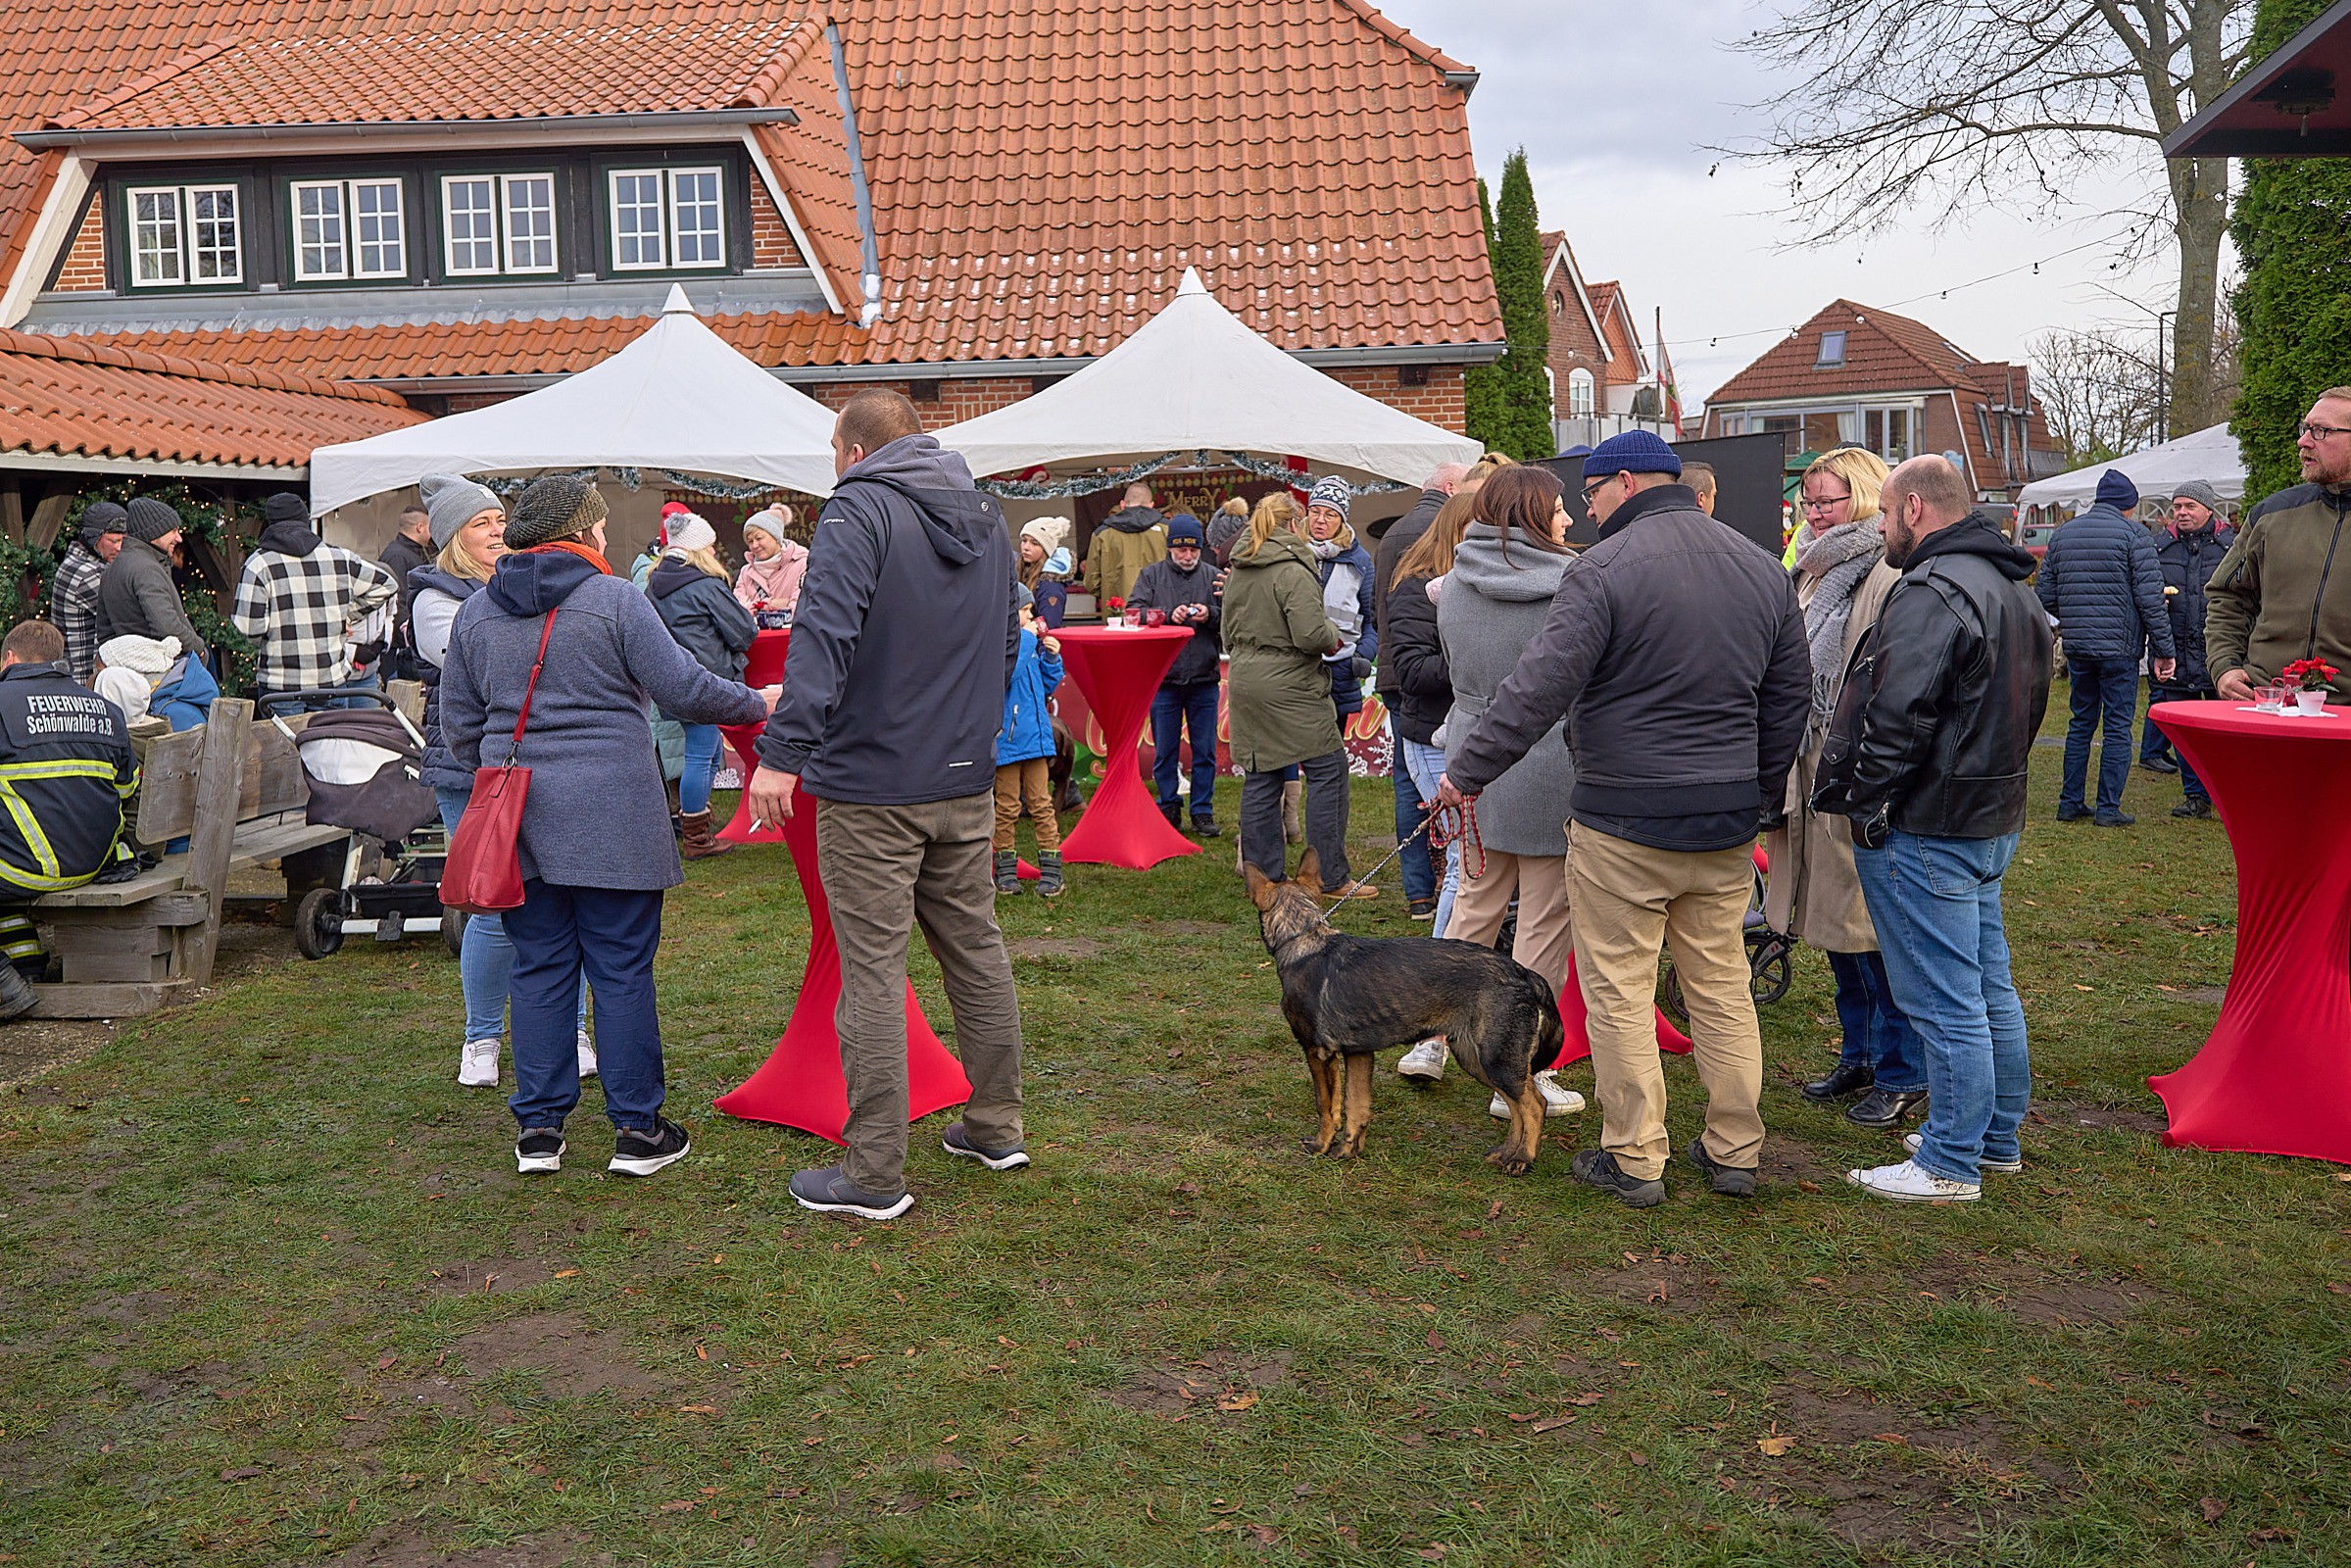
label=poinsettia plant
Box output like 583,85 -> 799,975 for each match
1106,597 -> 1126,611
2282,658 -> 2338,692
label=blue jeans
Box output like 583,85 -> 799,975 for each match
1389,731 -> 1438,906
259,673 -> 380,713
503,879 -> 665,1133
1825,949 -> 1926,1093
2151,683 -> 2214,802
1853,830 -> 2031,1184
1150,680 -> 1221,820
679,722 -> 722,815
437,788 -> 586,1044
2060,653 -> 2139,816
1397,737 -> 1462,936
2137,679 -> 2174,765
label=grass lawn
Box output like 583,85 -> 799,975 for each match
5,705 -> 2349,1567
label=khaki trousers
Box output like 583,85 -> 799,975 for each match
1568,823 -> 1763,1180
815,794 -> 1025,1196
1442,850 -> 1575,1002
993,758 -> 1060,853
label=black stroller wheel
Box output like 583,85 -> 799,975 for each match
443,907 -> 467,958
295,888 -> 345,959
1658,958 -> 1688,1026
1750,940 -> 1794,1005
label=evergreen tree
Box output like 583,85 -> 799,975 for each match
1464,177 -> 1506,449
2231,0 -> 2351,503
1490,151 -> 1555,460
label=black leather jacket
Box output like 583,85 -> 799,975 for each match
1812,513 -> 2053,844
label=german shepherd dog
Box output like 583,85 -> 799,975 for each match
1246,849 -> 1566,1174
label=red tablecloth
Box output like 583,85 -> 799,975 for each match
1049,624 -> 1200,869
710,629 -> 973,1142
2147,699 -> 2351,1163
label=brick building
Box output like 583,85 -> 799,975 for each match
1700,300 -> 2065,500
0,1 -> 1504,551
1540,231 -> 1671,451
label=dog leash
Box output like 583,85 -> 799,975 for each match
1313,797 -> 1485,917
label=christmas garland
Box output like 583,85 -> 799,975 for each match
27,481 -> 260,693
975,451 -> 1408,500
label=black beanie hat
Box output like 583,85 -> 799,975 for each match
124,496 -> 181,544
504,474 -> 609,550
262,492 -> 310,526
78,502 -> 128,546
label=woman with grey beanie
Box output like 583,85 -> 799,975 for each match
440,475 -> 775,1178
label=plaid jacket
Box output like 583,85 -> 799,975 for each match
231,543 -> 399,694
50,542 -> 108,684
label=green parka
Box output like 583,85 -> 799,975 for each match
2205,479 -> 2351,699
1222,529 -> 1344,771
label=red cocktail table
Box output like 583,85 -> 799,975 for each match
710,629 -> 972,1142
2147,699 -> 2351,1163
1050,624 -> 1200,869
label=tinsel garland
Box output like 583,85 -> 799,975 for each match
479,468 -> 810,503
975,451 -> 1408,500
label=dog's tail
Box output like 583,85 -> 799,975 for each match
1530,978 -> 1568,1073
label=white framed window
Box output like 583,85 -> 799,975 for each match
442,173 -> 556,276
442,175 -> 499,275
125,182 -> 241,287
1567,368 -> 1595,417
608,167 -> 727,272
501,173 -> 558,273
294,179 -> 407,281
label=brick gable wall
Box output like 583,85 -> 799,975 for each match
48,197 -> 106,292
746,179 -> 806,271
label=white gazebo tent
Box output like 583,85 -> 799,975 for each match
934,268 -> 1481,485
306,285 -> 838,515
2015,422 -> 2249,513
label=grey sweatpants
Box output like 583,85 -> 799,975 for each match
814,793 -> 1025,1195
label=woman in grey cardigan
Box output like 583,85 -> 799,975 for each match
442,476 -> 772,1180
1404,467 -> 1583,1118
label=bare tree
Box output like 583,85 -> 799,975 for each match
1722,2 -> 2252,437
2033,301 -> 2239,464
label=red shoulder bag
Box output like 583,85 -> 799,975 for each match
441,609 -> 557,914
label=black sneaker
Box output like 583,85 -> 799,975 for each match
2172,797 -> 2213,819
515,1127 -> 565,1175
609,1117 -> 691,1177
1406,898 -> 1439,921
790,1163 -> 913,1219
2139,757 -> 2180,774
1682,1137 -> 1757,1198
2093,810 -> 2136,827
1569,1149 -> 1666,1208
2055,806 -> 2091,822
1191,817 -> 1221,838
942,1120 -> 1031,1170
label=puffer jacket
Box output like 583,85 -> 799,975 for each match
410,565 -> 482,792
1222,529 -> 1343,772
2034,502 -> 2174,662
996,627 -> 1063,765
1382,571 -> 1448,746
1813,513 -> 2053,842
648,557 -> 757,680
2205,480 -> 2351,699
2155,521 -> 2234,690
1316,538 -> 1378,716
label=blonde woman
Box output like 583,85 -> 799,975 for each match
1767,446 -> 1925,1129
647,513 -> 758,858
735,506 -> 808,620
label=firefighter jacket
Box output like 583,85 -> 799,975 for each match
0,661 -> 139,899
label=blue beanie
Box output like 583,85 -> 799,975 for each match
1582,429 -> 1682,479
1165,512 -> 1205,547
2094,469 -> 2139,510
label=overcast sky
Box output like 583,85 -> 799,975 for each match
1374,0 -> 2192,408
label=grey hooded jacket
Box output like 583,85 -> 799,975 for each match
1439,522 -> 1576,856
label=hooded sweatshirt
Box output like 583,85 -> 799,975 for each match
1081,505 -> 1168,606
648,556 -> 757,680
230,514 -> 399,693
441,549 -> 765,890
757,433 -> 1019,804
1438,523 -> 1576,856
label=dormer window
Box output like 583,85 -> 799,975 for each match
1816,330 -> 1846,368
441,173 -> 559,277
290,178 -> 407,282
126,182 -> 242,287
609,167 -> 727,271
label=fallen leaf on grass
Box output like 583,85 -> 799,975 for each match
1757,1434 -> 1796,1457
1796,1180 -> 1822,1194
1215,1392 -> 1258,1412
2199,1496 -> 2226,1523
1486,1199 -> 1503,1220
2251,1527 -> 2294,1542
554,1268 -> 579,1279
1568,1392 -> 1604,1406
1871,1433 -> 1908,1445
677,1404 -> 718,1415
1245,1524 -> 1281,1545
660,1501 -> 695,1513
1529,1415 -> 1577,1434
373,1354 -> 396,1370
1414,1547 -> 1449,1561
1628,1450 -> 1650,1466
220,1466 -> 264,1482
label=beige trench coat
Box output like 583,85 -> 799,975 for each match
1764,558 -> 1902,953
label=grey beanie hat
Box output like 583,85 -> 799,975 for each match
2170,478 -> 2225,514
419,473 -> 503,551
124,496 -> 180,543
78,501 -> 128,546
503,474 -> 608,550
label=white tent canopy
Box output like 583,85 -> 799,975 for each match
933,268 -> 1482,485
2015,422 -> 2248,511
307,286 -> 838,515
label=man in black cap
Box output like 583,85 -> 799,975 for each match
94,496 -> 207,662
50,502 -> 127,684
2035,469 -> 2175,826
231,492 -> 399,709
0,620 -> 140,1021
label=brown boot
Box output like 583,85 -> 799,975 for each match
1281,778 -> 1304,845
679,808 -> 733,860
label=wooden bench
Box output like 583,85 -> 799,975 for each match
24,699 -> 350,1017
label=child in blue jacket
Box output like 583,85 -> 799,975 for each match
995,586 -> 1066,897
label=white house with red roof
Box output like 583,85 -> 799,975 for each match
1538,231 -> 1675,452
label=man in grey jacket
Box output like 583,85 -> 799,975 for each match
748,389 -> 1028,1220
1438,430 -> 1810,1207
94,497 -> 209,663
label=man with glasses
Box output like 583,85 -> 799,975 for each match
2208,388 -> 2351,704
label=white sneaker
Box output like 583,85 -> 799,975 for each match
1904,1132 -> 2021,1175
1396,1039 -> 1447,1082
577,1030 -> 599,1080
458,1038 -> 500,1088
1844,1158 -> 1980,1202
1489,1069 -> 1586,1119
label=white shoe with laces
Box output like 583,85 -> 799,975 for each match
1396,1039 -> 1447,1082
1490,1069 -> 1586,1119
1845,1157 -> 1980,1202
577,1029 -> 599,1080
458,1038 -> 499,1088
1904,1131 -> 2021,1175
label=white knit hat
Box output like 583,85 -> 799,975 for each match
742,506 -> 789,544
1019,515 -> 1071,554
96,634 -> 180,676
664,513 -> 717,554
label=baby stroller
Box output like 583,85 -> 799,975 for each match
1655,844 -> 1794,1022
258,691 -> 448,958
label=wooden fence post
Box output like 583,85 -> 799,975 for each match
179,699 -> 251,987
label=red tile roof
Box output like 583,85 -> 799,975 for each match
0,325 -> 425,469
44,19 -> 808,131
4,1 -> 1499,378
1707,299 -> 1986,406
